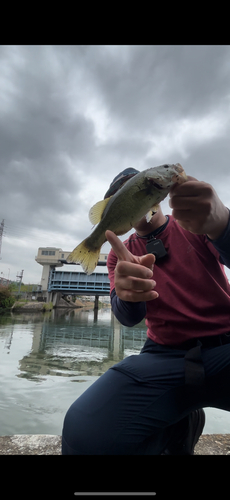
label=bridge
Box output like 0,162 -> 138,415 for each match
48,269 -> 110,296
35,246 -> 109,298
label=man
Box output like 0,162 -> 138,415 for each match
62,167 -> 230,455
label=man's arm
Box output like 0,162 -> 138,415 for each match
206,209 -> 230,268
110,288 -> 147,326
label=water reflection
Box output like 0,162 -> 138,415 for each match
1,308 -> 230,435
11,308 -> 147,381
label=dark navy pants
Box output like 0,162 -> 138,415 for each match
62,336 -> 230,455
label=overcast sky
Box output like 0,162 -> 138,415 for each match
0,45 -> 230,285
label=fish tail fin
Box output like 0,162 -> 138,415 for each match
67,237 -> 101,275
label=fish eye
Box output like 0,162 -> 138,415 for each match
163,165 -> 169,168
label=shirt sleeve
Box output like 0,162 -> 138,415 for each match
206,209 -> 230,268
110,288 -> 147,326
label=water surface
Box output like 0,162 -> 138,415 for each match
0,308 -> 230,436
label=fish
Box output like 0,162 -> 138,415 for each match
67,163 -> 187,274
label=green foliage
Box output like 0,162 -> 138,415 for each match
0,285 -> 16,310
8,282 -> 19,291
43,302 -> 53,311
8,282 -> 38,292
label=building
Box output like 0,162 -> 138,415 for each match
35,247 -> 108,293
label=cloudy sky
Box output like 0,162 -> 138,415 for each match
0,45 -> 230,285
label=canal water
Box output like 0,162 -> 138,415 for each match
0,307 -> 230,437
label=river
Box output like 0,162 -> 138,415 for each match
0,307 -> 230,437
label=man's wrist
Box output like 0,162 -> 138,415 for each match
207,207 -> 229,241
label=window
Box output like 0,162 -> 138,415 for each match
41,250 -> 55,256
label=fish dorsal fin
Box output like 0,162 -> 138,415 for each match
89,196 -> 112,225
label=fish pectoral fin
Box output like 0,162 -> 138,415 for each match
89,196 -> 112,225
146,211 -> 154,223
151,203 -> 159,213
145,204 -> 159,223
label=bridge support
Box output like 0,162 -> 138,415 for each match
52,292 -> 62,308
94,295 -> 99,310
94,295 -> 99,322
112,314 -> 121,360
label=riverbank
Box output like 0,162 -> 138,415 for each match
0,434 -> 230,454
8,297 -> 111,313
11,301 -> 53,312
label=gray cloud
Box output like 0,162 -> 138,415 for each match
89,45 -> 230,130
0,45 -> 230,283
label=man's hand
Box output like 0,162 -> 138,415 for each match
169,176 -> 229,240
105,230 -> 159,302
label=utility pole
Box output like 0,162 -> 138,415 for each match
0,219 -> 4,260
17,269 -> 24,297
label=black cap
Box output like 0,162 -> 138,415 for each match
104,167 -> 140,199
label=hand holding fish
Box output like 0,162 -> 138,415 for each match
169,176 -> 229,240
106,230 -> 158,302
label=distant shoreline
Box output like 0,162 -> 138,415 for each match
7,298 -> 111,313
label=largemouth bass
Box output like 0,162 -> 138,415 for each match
67,163 -> 187,274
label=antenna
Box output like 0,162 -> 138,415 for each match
16,269 -> 24,297
0,219 -> 4,260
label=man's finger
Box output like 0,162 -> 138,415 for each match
105,230 -> 135,262
116,261 -> 153,279
117,275 -> 156,292
169,196 -> 201,210
169,177 -> 199,197
140,253 -> 155,271
118,289 -> 159,302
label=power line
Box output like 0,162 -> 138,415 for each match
4,222 -> 49,235
2,221 -> 42,240
4,223 -> 34,235
0,218 -> 64,246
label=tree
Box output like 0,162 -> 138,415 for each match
0,285 -> 15,310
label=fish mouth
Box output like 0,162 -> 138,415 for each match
175,163 -> 187,178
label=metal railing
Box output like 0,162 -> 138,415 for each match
48,269 -> 110,295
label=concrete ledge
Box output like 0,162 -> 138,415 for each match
0,434 -> 230,455
194,434 -> 230,455
0,435 -> 61,455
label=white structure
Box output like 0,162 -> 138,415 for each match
35,247 -> 108,292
